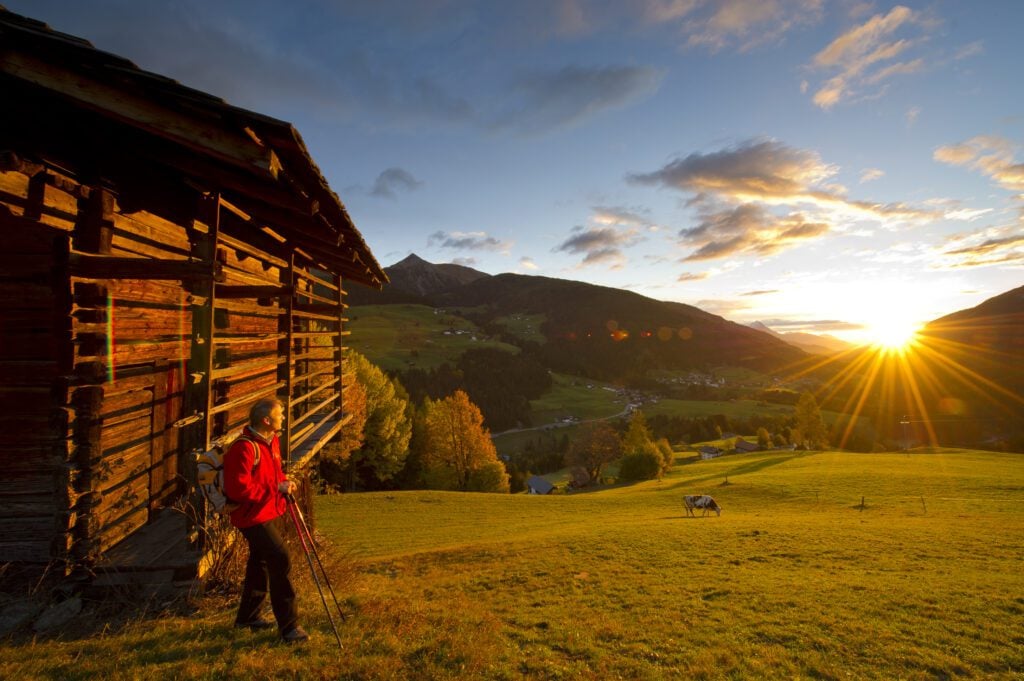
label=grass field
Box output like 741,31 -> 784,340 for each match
3,448 -> 1022,679
345,304 -> 519,371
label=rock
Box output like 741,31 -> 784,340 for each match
0,599 -> 43,636
32,596 -> 82,633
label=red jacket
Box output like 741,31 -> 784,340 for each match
223,425 -> 288,529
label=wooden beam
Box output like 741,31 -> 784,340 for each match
214,284 -> 291,299
73,186 -> 114,254
68,253 -> 219,280
179,192 -> 218,551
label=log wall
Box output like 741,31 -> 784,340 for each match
1,161 -> 352,567
0,169 -> 75,563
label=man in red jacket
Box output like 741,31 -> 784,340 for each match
223,397 -> 308,643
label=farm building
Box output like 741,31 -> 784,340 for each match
698,446 -> 723,460
734,438 -> 759,453
0,9 -> 385,582
526,476 -> 554,495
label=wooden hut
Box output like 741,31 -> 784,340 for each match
0,9 -> 385,581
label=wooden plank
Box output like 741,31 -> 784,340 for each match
212,332 -> 287,345
94,440 -> 151,488
68,252 -> 217,280
217,310 -> 280,335
208,381 -> 284,416
110,211 -> 191,262
213,297 -> 285,316
0,332 -> 58,360
217,228 -> 289,270
0,386 -> 53,411
289,376 -> 339,410
87,278 -> 193,308
215,284 -> 291,299
0,538 -> 54,563
292,285 -> 337,306
211,356 -> 285,381
73,186 -> 114,254
292,307 -> 343,322
290,391 -> 338,431
288,412 -> 350,470
96,504 -> 149,555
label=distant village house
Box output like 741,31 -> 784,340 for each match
527,476 -> 555,495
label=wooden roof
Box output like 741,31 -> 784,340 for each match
0,7 -> 386,288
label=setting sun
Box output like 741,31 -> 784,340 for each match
868,319 -> 921,351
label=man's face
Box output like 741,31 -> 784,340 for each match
266,403 -> 285,433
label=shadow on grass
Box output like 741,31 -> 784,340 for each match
664,451 -> 817,491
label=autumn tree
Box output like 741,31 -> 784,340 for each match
318,377 -> 367,491
756,427 -> 772,449
345,351 -> 412,488
419,390 -> 508,493
565,421 -> 621,485
621,410 -> 653,454
795,392 -> 828,450
655,437 -> 675,471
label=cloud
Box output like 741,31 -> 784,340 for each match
370,167 -> 423,198
648,0 -> 823,53
628,138 -> 933,236
451,257 -> 478,267
553,225 -> 642,269
519,256 -> 540,270
628,139 -> 837,202
932,225 -> 1024,270
591,205 -> 661,231
934,135 -> 1024,193
742,289 -> 779,296
427,230 -> 512,253
677,271 -> 709,282
954,40 -> 984,60
680,204 -> 829,260
859,168 -> 885,183
494,65 -> 663,133
696,298 -> 751,316
905,106 -> 921,126
808,5 -> 929,109
628,138 -> 946,263
761,318 -> 866,331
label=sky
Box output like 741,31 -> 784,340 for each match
10,0 -> 1023,344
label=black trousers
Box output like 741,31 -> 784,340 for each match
236,517 -> 298,632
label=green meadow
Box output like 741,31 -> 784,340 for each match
3,448 -> 1022,679
345,304 -> 519,371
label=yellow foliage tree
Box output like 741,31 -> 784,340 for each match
421,390 -> 508,492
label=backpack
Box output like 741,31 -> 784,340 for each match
196,434 -> 260,515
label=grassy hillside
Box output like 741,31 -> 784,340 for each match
345,304 -> 519,371
3,449 -> 1022,679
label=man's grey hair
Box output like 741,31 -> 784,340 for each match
249,397 -> 283,427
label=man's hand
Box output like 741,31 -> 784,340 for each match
278,479 -> 297,496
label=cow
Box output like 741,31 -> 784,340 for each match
684,494 -> 721,517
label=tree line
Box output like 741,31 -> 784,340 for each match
319,349 -> 863,496
318,351 -> 510,494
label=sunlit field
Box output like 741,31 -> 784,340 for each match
3,448 -> 1022,680
345,304 -> 519,371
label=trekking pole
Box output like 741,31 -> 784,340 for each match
287,493 -> 348,623
285,497 -> 343,651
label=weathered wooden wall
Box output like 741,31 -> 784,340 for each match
1,162 -> 351,566
0,169 -> 75,562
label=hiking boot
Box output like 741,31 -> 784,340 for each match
282,625 -> 309,643
235,617 -> 275,630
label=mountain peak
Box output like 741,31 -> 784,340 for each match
392,253 -> 430,268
